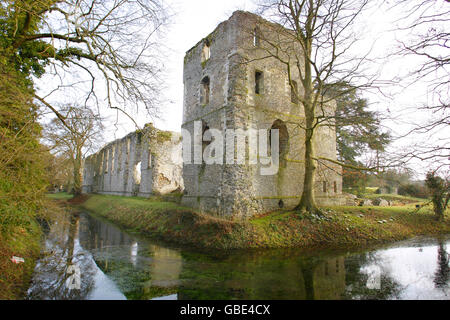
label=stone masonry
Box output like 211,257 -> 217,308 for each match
82,124 -> 183,197
181,11 -> 345,219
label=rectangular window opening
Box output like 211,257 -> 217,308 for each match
118,144 -> 122,171
148,150 -> 153,169
126,139 -> 130,165
253,28 -> 260,47
291,80 -> 298,104
255,71 -> 263,95
111,146 -> 115,173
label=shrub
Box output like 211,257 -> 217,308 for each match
425,172 -> 449,221
398,183 -> 429,199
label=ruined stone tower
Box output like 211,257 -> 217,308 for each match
181,11 -> 344,219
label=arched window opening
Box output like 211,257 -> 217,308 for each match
269,119 -> 289,167
201,40 -> 211,62
202,123 -> 211,156
200,76 -> 210,105
323,181 -> 327,193
334,181 -> 337,193
133,162 -> 142,185
291,80 -> 298,104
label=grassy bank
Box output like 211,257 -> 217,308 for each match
0,195 -> 71,299
0,205 -> 45,300
46,192 -> 74,201
78,194 -> 450,250
0,226 -> 40,300
363,193 -> 426,204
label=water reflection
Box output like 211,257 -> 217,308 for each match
434,241 -> 449,290
27,212 -> 450,300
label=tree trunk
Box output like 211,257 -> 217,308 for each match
433,198 -> 444,222
73,149 -> 83,196
295,108 -> 320,214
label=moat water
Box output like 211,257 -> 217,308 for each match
26,212 -> 450,300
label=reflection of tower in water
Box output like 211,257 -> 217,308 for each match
130,242 -> 138,267
312,257 -> 346,300
148,245 -> 183,288
176,252 -> 347,300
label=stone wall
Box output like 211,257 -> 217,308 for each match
181,11 -> 345,219
82,125 -> 183,197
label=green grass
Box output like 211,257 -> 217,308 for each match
0,213 -> 41,300
0,198 -> 71,299
365,187 -> 378,194
363,193 -> 426,204
46,192 -> 73,200
77,194 -> 450,250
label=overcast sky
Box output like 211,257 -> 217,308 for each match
95,0 -> 258,140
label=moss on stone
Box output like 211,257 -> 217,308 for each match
156,130 -> 173,143
78,194 -> 450,250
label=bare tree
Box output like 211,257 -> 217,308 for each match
5,0 -> 170,128
391,0 -> 449,172
46,154 -> 74,192
255,0 -> 374,213
44,105 -> 103,195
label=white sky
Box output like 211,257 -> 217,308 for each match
90,0 -> 258,140
100,0 -> 397,136
153,0 -> 258,132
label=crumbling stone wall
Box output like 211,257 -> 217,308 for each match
82,124 -> 183,197
181,11 -> 345,219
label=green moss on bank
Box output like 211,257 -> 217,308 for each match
79,195 -> 450,250
46,192 -> 73,200
0,198 -> 71,299
0,216 -> 41,299
363,193 -> 425,204
80,195 -> 251,249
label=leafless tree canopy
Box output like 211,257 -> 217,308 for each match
253,0 -> 375,213
9,0 -> 170,125
391,0 -> 449,172
44,105 -> 104,157
44,104 -> 104,194
257,0 -> 372,96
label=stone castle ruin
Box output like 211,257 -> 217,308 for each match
82,11 -> 345,219
82,124 -> 183,197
